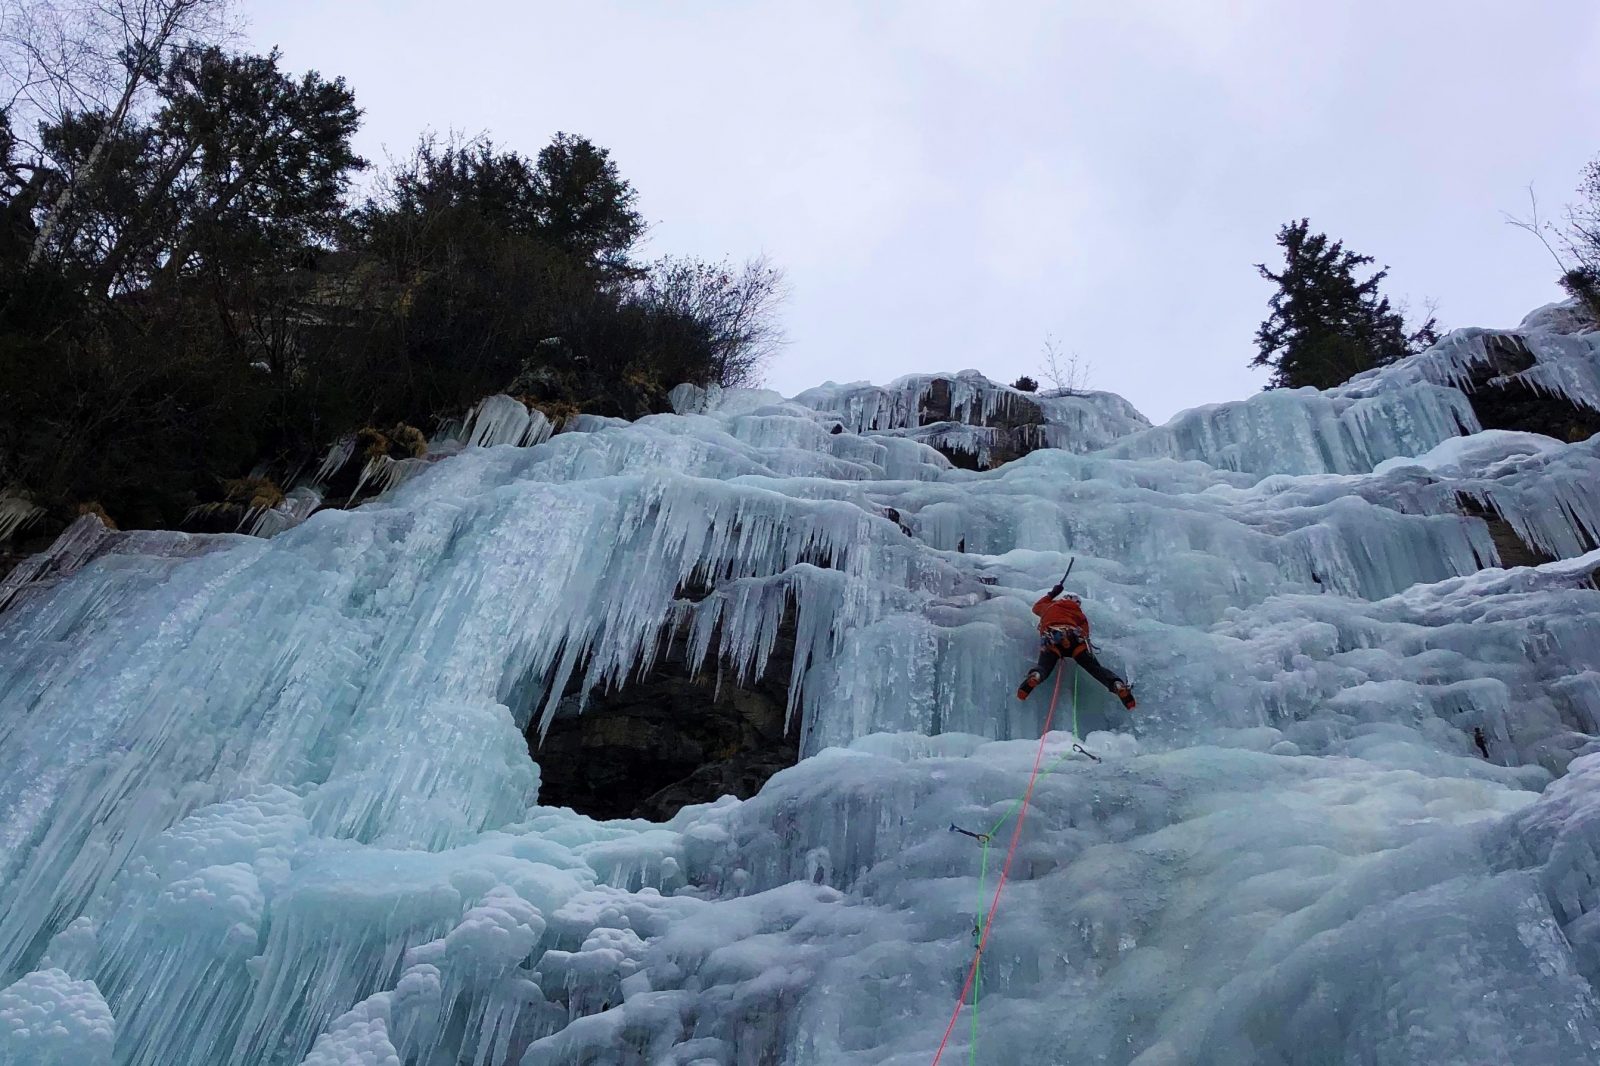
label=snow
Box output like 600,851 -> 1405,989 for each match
0,968 -> 115,1066
0,307 -> 1599,1063
1372,428 -> 1568,476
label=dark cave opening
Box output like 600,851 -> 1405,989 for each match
529,610 -> 802,822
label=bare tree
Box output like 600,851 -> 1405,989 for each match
0,0 -> 232,264
1416,294 -> 1443,347
642,255 -> 787,387
1503,186 -> 1571,275
1393,294 -> 1443,350
1038,333 -> 1092,395
1505,184 -> 1600,320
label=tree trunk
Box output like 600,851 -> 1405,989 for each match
25,0 -> 199,266
94,140 -> 200,294
25,76 -> 141,266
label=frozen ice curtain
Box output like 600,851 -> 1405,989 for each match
2,305 -> 1600,1063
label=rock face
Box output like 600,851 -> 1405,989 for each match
0,516 -> 247,613
532,625 -> 800,821
1454,333 -> 1600,442
1458,495 -> 1559,568
908,377 -> 1056,470
914,377 -> 1046,468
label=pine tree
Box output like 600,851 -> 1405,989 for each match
531,132 -> 644,277
1252,220 -> 1436,390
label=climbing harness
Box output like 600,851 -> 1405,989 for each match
930,669 -> 1091,1066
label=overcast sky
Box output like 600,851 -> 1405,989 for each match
247,1 -> 1600,423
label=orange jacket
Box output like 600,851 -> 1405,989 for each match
1033,593 -> 1089,636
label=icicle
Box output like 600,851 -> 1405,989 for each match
312,436 -> 358,487
0,492 -> 43,544
459,395 -> 554,450
249,487 -> 323,538
2,318 -> 1600,1065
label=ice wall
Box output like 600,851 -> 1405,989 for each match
1399,313 -> 1600,417
1,310 -> 1600,1064
1104,298 -> 1600,480
791,371 -> 1152,459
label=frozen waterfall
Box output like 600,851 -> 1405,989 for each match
2,306 -> 1600,1064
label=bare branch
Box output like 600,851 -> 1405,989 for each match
1038,333 -> 1092,396
1502,185 -> 1571,276
641,255 -> 788,388
4,0 -> 235,264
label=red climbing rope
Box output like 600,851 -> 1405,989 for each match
929,669 -> 1065,1066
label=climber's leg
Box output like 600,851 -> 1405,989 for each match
1067,639 -> 1137,710
1016,641 -> 1061,701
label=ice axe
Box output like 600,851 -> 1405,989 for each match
1053,557 -> 1075,593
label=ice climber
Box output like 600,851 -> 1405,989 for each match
1017,583 -> 1137,709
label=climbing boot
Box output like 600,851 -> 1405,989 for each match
1016,671 -> 1043,701
1113,681 -> 1137,711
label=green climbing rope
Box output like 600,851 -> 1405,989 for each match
964,669 -> 1081,1066
1071,664 -> 1080,742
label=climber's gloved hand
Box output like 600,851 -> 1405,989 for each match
1049,584 -> 1064,597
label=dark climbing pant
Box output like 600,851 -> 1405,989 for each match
1033,629 -> 1124,696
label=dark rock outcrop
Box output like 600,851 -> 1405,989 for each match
918,377 -> 1044,430
1458,495 -> 1558,569
916,378 -> 1048,469
1456,334 -> 1600,442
